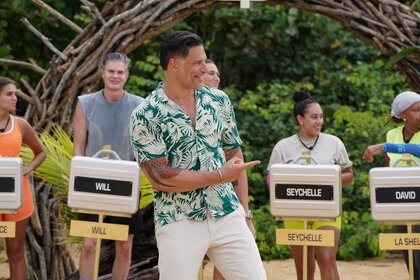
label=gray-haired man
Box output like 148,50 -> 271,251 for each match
73,52 -> 144,280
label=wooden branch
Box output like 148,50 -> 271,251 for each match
0,58 -> 46,75
40,186 -> 53,267
21,17 -> 69,61
393,6 -> 417,44
31,0 -> 83,33
24,104 -> 33,120
21,78 -> 43,114
80,0 -> 106,25
26,226 -> 48,280
16,89 -> 35,105
28,174 -> 43,236
365,2 -> 411,43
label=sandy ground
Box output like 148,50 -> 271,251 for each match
203,258 -> 407,280
0,255 -> 407,280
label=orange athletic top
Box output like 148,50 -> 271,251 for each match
0,116 -> 34,222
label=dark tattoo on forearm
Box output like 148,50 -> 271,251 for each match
142,158 -> 182,188
224,147 -> 240,160
232,180 -> 239,187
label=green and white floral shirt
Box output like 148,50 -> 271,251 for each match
130,83 -> 242,228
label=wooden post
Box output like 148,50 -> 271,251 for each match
198,262 -> 204,280
302,219 -> 308,280
93,213 -> 104,280
407,222 -> 414,280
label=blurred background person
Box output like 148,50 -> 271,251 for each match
203,58 -> 220,89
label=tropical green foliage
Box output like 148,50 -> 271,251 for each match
20,125 -> 72,196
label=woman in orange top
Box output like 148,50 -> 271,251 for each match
0,76 -> 45,280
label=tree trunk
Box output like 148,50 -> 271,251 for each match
18,1 -> 419,279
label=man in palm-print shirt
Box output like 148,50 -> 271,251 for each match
130,31 -> 266,280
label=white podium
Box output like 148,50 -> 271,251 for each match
0,157 -> 23,238
68,155 -> 140,214
370,166 -> 420,221
269,153 -> 342,280
0,157 -> 23,211
270,163 -> 342,219
369,155 -> 420,280
68,149 -> 141,280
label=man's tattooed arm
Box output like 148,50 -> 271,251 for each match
224,147 -> 240,161
141,157 -> 182,188
224,147 -> 241,187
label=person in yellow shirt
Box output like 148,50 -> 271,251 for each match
364,91 -> 420,279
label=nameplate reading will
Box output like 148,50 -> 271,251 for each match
376,187 -> 420,203
275,184 -> 333,201
0,177 -> 15,193
74,176 -> 132,196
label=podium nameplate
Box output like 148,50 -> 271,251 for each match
74,176 -> 133,196
379,233 -> 420,250
276,228 -> 334,246
70,220 -> 129,241
375,187 -> 420,203
275,184 -> 334,201
0,177 -> 15,192
0,222 -> 16,238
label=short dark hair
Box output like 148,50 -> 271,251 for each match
0,76 -> 16,92
160,31 -> 203,70
293,88 -> 318,119
205,58 -> 215,65
101,52 -> 131,71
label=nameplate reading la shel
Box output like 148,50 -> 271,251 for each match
379,233 -> 420,250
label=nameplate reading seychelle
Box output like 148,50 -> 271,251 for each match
375,187 -> 420,203
276,229 -> 334,246
0,177 -> 15,192
74,176 -> 132,196
275,184 -> 334,200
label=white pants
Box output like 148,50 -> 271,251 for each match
156,206 -> 267,280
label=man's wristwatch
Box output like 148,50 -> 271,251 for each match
245,210 -> 253,220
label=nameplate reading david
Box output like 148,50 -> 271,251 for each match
375,187 -> 420,203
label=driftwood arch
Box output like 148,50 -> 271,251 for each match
2,1 -> 419,279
